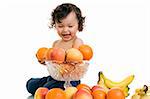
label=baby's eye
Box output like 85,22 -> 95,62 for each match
68,26 -> 73,28
58,26 -> 63,28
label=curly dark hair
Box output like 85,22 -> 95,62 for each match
50,3 -> 85,31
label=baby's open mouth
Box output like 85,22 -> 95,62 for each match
62,34 -> 71,37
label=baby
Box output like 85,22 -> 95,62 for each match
51,4 -> 85,51
26,3 -> 85,95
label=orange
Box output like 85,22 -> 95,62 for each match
107,88 -> 125,99
76,84 -> 91,93
50,47 -> 66,63
45,88 -> 66,99
34,87 -> 49,99
92,89 -> 106,99
36,47 -> 48,64
79,45 -> 93,60
66,48 -> 83,62
73,88 -> 93,99
46,48 -> 53,60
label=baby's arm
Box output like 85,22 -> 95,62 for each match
73,38 -> 84,49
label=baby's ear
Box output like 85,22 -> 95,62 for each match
54,24 -> 56,28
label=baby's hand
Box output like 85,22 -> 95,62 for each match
38,60 -> 46,65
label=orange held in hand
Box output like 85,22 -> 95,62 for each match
46,48 -> 53,60
36,47 -> 48,64
79,45 -> 93,60
50,47 -> 66,63
45,88 -> 66,99
107,88 -> 125,99
66,48 -> 83,63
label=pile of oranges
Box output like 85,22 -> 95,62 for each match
34,83 -> 125,99
36,44 -> 93,64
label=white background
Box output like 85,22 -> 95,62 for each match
0,0 -> 150,99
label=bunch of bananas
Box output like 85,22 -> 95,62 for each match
132,85 -> 150,99
97,71 -> 135,97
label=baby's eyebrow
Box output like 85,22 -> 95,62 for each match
58,24 -> 63,26
56,22 -> 75,26
68,23 -> 75,25
68,24 -> 73,26
57,23 -> 63,25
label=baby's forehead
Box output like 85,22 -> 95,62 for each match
56,12 -> 78,24
56,20 -> 78,25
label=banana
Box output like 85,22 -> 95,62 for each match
141,95 -> 150,99
100,71 -> 134,88
98,71 -> 133,97
97,72 -> 109,93
131,85 -> 150,99
123,86 -> 130,97
131,93 -> 141,99
97,72 -> 130,97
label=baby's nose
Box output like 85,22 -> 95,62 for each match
63,27 -> 69,32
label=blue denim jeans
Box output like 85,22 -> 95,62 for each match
26,76 -> 80,95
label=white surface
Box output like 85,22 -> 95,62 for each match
0,0 -> 150,99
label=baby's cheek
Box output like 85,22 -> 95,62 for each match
58,32 -> 63,37
71,33 -> 76,37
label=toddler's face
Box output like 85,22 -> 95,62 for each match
55,11 -> 79,42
